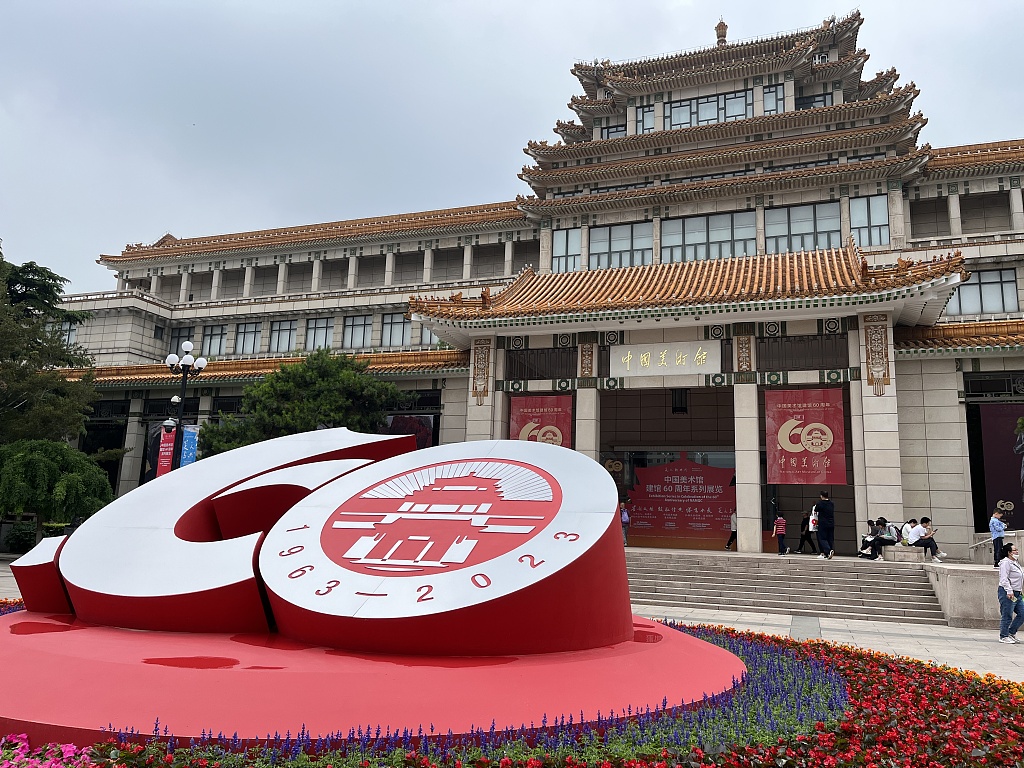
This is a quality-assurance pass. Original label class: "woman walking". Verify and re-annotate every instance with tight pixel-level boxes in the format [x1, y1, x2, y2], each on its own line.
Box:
[998, 542, 1024, 644]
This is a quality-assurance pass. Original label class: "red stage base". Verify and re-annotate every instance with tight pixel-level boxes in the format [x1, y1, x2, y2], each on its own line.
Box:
[0, 611, 745, 747]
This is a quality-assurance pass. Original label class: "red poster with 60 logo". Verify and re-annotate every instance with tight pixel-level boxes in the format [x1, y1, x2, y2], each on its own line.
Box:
[765, 388, 847, 485]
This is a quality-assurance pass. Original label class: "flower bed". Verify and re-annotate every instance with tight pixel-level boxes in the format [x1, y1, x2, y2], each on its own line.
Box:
[0, 597, 25, 616]
[1, 609, 1023, 767]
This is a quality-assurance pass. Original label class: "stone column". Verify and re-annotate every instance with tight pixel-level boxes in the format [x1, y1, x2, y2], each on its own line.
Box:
[117, 397, 146, 497]
[149, 275, 161, 295]
[783, 78, 796, 112]
[887, 187, 906, 249]
[384, 251, 396, 286]
[423, 248, 434, 283]
[902, 197, 914, 241]
[840, 195, 852, 243]
[1010, 187, 1024, 232]
[948, 193, 963, 238]
[242, 266, 255, 298]
[311, 258, 323, 292]
[462, 244, 473, 280]
[117, 274, 128, 291]
[755, 205, 766, 254]
[625, 104, 637, 136]
[733, 383, 763, 553]
[651, 217, 662, 265]
[178, 271, 191, 304]
[210, 268, 222, 301]
[653, 102, 664, 131]
[197, 392, 214, 427]
[575, 388, 600, 462]
[856, 312, 904, 523]
[276, 263, 288, 295]
[465, 338, 496, 441]
[579, 225, 590, 271]
[503, 241, 514, 276]
[539, 227, 553, 274]
[848, 331, 868, 527]
[347, 256, 359, 290]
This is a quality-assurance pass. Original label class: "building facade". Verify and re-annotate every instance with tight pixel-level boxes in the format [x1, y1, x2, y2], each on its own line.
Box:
[62, 12, 1024, 559]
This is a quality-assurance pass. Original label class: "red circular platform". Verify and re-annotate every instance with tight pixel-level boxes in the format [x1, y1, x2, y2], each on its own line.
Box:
[0, 611, 745, 747]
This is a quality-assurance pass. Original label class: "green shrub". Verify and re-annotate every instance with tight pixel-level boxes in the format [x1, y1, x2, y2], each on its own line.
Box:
[3, 522, 35, 554]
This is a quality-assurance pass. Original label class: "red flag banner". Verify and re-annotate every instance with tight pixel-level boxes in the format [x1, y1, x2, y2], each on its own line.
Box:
[765, 388, 847, 485]
[509, 395, 574, 449]
[155, 428, 176, 477]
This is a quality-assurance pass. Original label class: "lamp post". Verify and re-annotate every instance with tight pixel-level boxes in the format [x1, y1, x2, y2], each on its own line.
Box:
[164, 340, 207, 470]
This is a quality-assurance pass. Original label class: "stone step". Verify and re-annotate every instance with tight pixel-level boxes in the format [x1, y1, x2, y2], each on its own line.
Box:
[628, 569, 934, 590]
[628, 577, 937, 598]
[629, 583, 940, 612]
[632, 598, 948, 625]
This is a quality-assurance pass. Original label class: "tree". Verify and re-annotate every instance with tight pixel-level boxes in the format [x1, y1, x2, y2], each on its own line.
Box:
[0, 255, 98, 444]
[199, 349, 412, 455]
[0, 439, 113, 543]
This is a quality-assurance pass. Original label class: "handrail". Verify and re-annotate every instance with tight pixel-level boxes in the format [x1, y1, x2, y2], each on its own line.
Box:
[968, 531, 1018, 550]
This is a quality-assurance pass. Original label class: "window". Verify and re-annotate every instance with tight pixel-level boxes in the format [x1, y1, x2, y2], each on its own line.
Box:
[154, 325, 165, 341]
[304, 317, 333, 350]
[664, 88, 753, 130]
[812, 51, 829, 65]
[58, 320, 77, 346]
[505, 348, 578, 380]
[421, 325, 439, 346]
[269, 320, 297, 353]
[946, 269, 1019, 316]
[636, 105, 655, 134]
[552, 228, 581, 273]
[961, 192, 1012, 233]
[795, 92, 833, 110]
[763, 84, 785, 115]
[765, 202, 841, 254]
[757, 334, 849, 371]
[600, 122, 626, 140]
[201, 325, 227, 357]
[909, 198, 951, 239]
[343, 315, 373, 349]
[169, 326, 194, 355]
[381, 313, 411, 347]
[234, 322, 262, 355]
[850, 195, 890, 247]
[662, 211, 756, 262]
[589, 222, 654, 269]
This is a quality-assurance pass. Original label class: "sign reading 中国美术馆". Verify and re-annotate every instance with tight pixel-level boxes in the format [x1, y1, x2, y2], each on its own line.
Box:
[609, 341, 721, 378]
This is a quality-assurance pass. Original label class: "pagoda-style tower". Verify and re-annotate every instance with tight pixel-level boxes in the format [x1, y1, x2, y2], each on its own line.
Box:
[518, 11, 928, 271]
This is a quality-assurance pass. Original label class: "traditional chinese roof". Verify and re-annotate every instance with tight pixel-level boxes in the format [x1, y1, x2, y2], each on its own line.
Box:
[894, 320, 1024, 356]
[65, 350, 470, 388]
[526, 84, 919, 162]
[410, 247, 965, 343]
[924, 139, 1024, 179]
[554, 120, 590, 143]
[100, 202, 528, 266]
[520, 118, 926, 190]
[570, 12, 863, 98]
[517, 149, 931, 217]
[858, 67, 899, 100]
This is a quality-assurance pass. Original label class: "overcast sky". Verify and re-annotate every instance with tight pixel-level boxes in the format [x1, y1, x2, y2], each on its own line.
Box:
[2, 0, 1021, 294]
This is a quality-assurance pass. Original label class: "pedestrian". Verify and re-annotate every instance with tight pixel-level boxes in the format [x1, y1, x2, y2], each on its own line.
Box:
[619, 501, 630, 546]
[797, 509, 818, 554]
[991, 508, 1008, 568]
[814, 491, 835, 560]
[997, 542, 1023, 644]
[773, 512, 790, 555]
[725, 509, 737, 551]
[907, 516, 948, 563]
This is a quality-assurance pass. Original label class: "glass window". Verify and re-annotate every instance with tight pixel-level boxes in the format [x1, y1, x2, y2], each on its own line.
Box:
[795, 92, 833, 111]
[664, 89, 753, 130]
[552, 228, 582, 273]
[381, 313, 411, 347]
[59, 320, 77, 345]
[662, 211, 756, 262]
[850, 195, 890, 247]
[763, 84, 785, 115]
[169, 326, 194, 355]
[233, 322, 262, 355]
[420, 325, 439, 346]
[201, 325, 227, 357]
[589, 222, 654, 270]
[946, 269, 1019, 316]
[636, 105, 655, 134]
[342, 315, 372, 349]
[600, 123, 626, 140]
[304, 317, 333, 350]
[269, 320, 297, 353]
[765, 202, 842, 254]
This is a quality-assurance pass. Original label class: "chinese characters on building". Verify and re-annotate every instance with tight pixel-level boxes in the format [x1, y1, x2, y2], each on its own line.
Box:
[609, 341, 721, 378]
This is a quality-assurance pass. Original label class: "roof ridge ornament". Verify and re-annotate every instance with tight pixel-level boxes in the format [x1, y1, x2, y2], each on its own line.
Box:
[716, 18, 728, 47]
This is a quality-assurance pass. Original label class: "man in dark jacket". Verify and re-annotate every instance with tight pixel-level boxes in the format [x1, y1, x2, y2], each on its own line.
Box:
[814, 491, 836, 559]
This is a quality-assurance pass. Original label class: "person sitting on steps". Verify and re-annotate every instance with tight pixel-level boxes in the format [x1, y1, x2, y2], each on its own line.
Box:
[907, 516, 948, 563]
[862, 517, 899, 561]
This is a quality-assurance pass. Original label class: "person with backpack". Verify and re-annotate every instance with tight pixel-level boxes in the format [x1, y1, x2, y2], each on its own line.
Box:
[863, 517, 899, 561]
[814, 491, 835, 559]
[774, 512, 790, 555]
[796, 509, 818, 554]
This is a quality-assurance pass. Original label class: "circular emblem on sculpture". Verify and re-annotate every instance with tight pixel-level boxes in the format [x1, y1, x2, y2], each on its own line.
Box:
[319, 459, 562, 576]
[799, 423, 833, 453]
[259, 440, 614, 620]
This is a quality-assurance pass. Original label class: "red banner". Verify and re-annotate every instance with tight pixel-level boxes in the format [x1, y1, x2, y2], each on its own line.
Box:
[509, 395, 573, 449]
[155, 428, 176, 477]
[627, 456, 736, 542]
[765, 388, 846, 485]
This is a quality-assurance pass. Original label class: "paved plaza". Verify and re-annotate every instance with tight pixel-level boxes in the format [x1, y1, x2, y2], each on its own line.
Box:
[3, 555, 1022, 683]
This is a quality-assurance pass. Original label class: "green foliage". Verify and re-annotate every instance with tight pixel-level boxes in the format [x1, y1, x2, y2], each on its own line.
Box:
[2, 522, 35, 554]
[199, 349, 411, 455]
[0, 256, 98, 444]
[0, 439, 113, 542]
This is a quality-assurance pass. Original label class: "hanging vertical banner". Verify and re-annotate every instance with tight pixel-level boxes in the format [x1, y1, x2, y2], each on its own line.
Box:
[179, 425, 201, 467]
[765, 388, 847, 485]
[627, 456, 736, 544]
[155, 428, 176, 477]
[509, 395, 574, 449]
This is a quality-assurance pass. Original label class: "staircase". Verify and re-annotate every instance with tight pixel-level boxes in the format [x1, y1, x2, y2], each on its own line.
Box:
[626, 548, 947, 625]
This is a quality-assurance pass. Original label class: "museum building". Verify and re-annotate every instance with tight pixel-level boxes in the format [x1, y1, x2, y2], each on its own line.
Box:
[60, 12, 1024, 558]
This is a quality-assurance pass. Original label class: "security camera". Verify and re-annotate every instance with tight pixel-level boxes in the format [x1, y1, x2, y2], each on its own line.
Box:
[162, 418, 176, 434]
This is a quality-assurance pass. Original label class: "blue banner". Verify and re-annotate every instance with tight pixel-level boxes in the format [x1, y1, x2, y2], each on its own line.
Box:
[179, 424, 201, 466]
